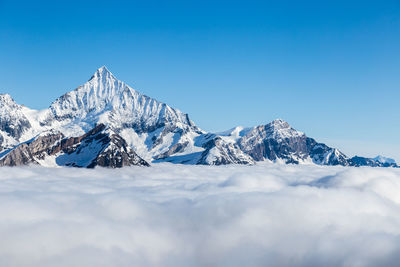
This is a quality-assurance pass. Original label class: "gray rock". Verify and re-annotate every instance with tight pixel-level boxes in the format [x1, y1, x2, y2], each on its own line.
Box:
[0, 94, 32, 141]
[349, 156, 398, 167]
[238, 119, 349, 166]
[198, 136, 255, 165]
[0, 124, 149, 168]
[0, 132, 64, 166]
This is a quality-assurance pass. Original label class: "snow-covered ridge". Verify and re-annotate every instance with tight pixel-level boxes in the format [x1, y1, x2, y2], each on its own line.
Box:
[0, 67, 397, 168]
[0, 93, 42, 149]
[45, 66, 198, 135]
[1, 67, 206, 163]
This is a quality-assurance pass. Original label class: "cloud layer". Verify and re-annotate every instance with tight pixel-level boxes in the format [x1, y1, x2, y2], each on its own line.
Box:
[1, 163, 400, 266]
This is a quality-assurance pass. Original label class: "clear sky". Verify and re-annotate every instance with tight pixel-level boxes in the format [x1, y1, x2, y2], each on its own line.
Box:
[0, 0, 399, 160]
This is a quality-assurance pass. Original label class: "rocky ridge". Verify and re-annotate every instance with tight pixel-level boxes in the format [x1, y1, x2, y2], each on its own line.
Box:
[0, 67, 397, 168]
[0, 124, 149, 168]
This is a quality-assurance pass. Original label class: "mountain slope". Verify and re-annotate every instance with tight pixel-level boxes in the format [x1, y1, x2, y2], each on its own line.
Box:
[197, 136, 255, 165]
[235, 119, 349, 165]
[0, 124, 149, 168]
[0, 94, 34, 150]
[45, 67, 198, 133]
[374, 155, 396, 165]
[55, 124, 149, 168]
[350, 156, 398, 167]
[41, 66, 204, 161]
[0, 67, 397, 168]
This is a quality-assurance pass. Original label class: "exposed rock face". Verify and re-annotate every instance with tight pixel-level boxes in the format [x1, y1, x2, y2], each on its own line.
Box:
[0, 67, 205, 163]
[154, 141, 189, 160]
[88, 134, 149, 168]
[0, 132, 64, 166]
[0, 124, 149, 168]
[0, 67, 397, 168]
[237, 119, 349, 165]
[349, 156, 398, 167]
[308, 141, 349, 166]
[349, 156, 380, 167]
[0, 94, 32, 145]
[0, 134, 4, 149]
[198, 137, 255, 165]
[238, 120, 306, 162]
[58, 124, 150, 168]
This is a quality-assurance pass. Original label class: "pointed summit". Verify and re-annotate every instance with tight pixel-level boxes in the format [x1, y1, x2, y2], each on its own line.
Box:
[95, 65, 111, 75]
[89, 66, 115, 81]
[49, 65, 130, 124]
[0, 93, 33, 142]
[0, 67, 397, 168]
[265, 118, 303, 140]
[269, 119, 290, 129]
[45, 66, 198, 136]
[238, 119, 306, 147]
[0, 94, 22, 110]
[97, 65, 109, 72]
[0, 93, 15, 103]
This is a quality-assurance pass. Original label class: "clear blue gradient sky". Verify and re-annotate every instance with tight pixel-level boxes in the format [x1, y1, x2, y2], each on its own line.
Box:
[0, 0, 399, 160]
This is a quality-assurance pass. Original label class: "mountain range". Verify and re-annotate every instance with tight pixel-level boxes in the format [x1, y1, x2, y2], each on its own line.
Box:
[0, 67, 397, 168]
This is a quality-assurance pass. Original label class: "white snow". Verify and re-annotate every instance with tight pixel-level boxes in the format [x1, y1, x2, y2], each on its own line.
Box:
[44, 66, 196, 136]
[56, 139, 104, 167]
[0, 67, 207, 163]
[1, 68, 394, 167]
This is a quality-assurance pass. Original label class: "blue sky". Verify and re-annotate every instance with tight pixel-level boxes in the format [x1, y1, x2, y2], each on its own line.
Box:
[0, 0, 399, 160]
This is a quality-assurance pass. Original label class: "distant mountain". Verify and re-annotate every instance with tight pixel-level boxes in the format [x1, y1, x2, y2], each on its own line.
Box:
[374, 155, 396, 165]
[0, 67, 397, 168]
[349, 155, 397, 168]
[234, 119, 349, 165]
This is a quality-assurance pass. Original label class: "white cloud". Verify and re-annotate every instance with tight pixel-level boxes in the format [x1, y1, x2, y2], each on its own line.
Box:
[0, 163, 400, 266]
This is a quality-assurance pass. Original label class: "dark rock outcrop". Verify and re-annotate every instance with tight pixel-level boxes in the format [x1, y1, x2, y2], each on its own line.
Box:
[0, 132, 64, 166]
[198, 137, 255, 165]
[0, 67, 397, 168]
[0, 94, 32, 142]
[349, 156, 398, 167]
[237, 119, 349, 165]
[0, 124, 149, 168]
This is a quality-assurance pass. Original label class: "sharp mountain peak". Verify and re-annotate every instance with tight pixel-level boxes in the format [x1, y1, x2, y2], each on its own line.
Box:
[0, 93, 16, 103]
[0, 68, 396, 168]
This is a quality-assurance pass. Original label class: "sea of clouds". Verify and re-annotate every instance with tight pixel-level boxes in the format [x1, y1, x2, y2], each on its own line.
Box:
[1, 163, 400, 267]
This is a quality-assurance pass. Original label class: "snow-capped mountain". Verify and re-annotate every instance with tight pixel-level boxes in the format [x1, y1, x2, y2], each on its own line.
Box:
[349, 155, 397, 167]
[40, 66, 206, 162]
[0, 67, 397, 168]
[221, 119, 349, 165]
[0, 94, 38, 150]
[44, 67, 198, 133]
[373, 155, 396, 165]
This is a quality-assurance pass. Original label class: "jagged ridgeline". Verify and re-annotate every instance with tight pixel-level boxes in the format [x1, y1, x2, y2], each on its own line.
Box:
[0, 67, 397, 168]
